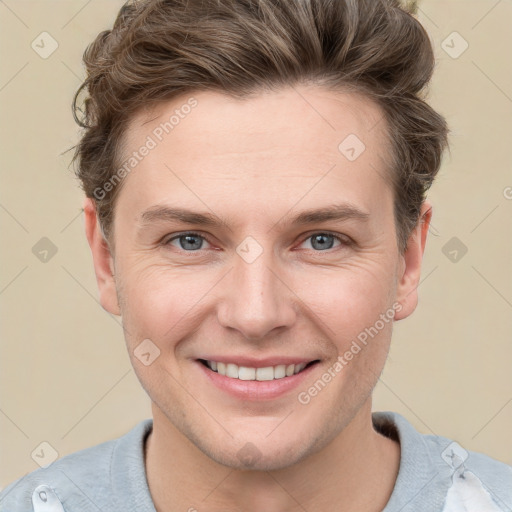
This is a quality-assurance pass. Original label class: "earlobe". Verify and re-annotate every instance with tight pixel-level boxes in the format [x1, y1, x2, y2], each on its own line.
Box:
[394, 201, 432, 321]
[83, 198, 121, 316]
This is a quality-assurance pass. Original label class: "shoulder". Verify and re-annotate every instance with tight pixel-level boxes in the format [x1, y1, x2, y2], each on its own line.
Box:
[421, 425, 512, 488]
[373, 411, 512, 511]
[422, 427, 512, 512]
[0, 438, 115, 512]
[0, 419, 153, 512]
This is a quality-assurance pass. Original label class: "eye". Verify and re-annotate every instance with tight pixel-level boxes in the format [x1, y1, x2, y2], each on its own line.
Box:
[164, 232, 212, 252]
[299, 232, 351, 252]
[162, 231, 352, 254]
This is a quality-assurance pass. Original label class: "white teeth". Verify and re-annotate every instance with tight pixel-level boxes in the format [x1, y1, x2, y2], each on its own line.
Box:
[274, 365, 286, 379]
[238, 366, 256, 380]
[294, 362, 307, 374]
[217, 362, 226, 376]
[205, 360, 313, 381]
[256, 366, 274, 381]
[226, 363, 239, 378]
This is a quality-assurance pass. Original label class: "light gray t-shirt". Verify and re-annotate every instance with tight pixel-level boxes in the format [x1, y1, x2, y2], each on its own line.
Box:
[1, 411, 511, 511]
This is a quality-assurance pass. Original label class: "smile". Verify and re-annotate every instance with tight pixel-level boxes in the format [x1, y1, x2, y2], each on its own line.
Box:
[198, 359, 319, 381]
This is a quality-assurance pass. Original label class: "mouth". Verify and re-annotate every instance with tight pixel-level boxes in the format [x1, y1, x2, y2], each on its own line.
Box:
[197, 359, 320, 381]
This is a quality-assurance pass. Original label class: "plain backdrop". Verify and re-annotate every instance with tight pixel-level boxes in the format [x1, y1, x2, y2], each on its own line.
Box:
[1, 0, 511, 489]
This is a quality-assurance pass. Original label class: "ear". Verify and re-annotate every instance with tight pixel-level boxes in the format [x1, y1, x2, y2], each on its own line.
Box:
[83, 198, 121, 316]
[394, 201, 432, 321]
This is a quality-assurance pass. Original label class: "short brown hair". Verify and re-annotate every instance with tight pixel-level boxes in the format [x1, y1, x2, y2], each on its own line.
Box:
[71, 0, 449, 254]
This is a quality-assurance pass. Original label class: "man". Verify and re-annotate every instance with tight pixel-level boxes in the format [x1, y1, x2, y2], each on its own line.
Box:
[1, 0, 510, 510]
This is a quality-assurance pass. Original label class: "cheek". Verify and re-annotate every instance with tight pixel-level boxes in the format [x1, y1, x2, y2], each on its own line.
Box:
[117, 263, 218, 348]
[117, 248, 398, 348]
[290, 263, 397, 390]
[291, 261, 397, 337]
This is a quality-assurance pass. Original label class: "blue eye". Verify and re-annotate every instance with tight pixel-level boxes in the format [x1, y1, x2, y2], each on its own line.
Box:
[166, 232, 211, 251]
[300, 233, 346, 251]
[163, 231, 350, 253]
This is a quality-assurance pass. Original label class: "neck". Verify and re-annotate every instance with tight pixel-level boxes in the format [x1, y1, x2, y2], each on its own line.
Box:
[145, 400, 400, 512]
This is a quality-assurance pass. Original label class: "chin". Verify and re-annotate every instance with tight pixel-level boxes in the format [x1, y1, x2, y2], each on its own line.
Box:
[197, 424, 331, 472]
[206, 443, 310, 472]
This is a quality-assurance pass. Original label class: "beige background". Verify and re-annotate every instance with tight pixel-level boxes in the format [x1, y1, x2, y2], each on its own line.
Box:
[1, 0, 511, 491]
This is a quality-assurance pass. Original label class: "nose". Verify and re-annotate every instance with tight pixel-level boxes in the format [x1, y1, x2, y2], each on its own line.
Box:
[216, 248, 297, 341]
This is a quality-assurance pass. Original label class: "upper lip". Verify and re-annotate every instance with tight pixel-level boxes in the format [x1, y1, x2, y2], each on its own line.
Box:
[197, 356, 319, 368]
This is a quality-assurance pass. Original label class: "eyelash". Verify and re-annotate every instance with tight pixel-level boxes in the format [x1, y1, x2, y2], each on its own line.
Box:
[162, 231, 353, 254]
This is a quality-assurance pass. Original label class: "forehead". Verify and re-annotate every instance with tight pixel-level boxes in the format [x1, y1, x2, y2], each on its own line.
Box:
[116, 86, 393, 226]
[123, 85, 388, 160]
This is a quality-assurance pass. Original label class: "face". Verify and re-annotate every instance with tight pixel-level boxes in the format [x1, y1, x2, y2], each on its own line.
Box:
[85, 85, 429, 471]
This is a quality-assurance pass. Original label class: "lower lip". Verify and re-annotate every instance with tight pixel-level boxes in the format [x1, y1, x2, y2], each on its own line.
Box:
[195, 360, 319, 401]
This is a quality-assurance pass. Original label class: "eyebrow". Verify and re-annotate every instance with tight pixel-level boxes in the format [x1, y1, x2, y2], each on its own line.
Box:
[138, 203, 370, 231]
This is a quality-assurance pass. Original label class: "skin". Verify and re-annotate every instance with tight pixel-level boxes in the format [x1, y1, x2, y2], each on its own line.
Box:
[84, 85, 432, 512]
